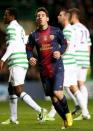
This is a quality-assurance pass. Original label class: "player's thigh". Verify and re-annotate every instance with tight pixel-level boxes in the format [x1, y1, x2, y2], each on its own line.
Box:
[53, 70, 64, 91]
[9, 66, 27, 86]
[41, 77, 54, 96]
[64, 67, 77, 87]
[77, 67, 88, 81]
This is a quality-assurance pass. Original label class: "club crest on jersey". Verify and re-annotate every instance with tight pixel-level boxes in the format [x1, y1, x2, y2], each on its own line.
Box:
[50, 35, 55, 40]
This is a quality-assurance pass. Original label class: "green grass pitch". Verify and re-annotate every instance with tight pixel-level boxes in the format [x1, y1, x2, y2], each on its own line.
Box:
[0, 99, 93, 131]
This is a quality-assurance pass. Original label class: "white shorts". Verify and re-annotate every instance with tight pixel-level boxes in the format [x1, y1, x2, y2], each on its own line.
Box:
[77, 67, 88, 82]
[63, 67, 77, 87]
[8, 66, 27, 86]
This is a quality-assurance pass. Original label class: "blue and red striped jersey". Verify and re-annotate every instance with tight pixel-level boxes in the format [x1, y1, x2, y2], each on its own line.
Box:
[26, 26, 68, 77]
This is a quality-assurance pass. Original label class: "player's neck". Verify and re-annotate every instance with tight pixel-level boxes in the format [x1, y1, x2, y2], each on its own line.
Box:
[74, 19, 80, 24]
[64, 21, 70, 27]
[39, 24, 48, 31]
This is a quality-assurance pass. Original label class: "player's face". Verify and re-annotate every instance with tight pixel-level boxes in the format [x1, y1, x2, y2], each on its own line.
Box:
[3, 10, 13, 24]
[57, 11, 66, 26]
[36, 11, 49, 28]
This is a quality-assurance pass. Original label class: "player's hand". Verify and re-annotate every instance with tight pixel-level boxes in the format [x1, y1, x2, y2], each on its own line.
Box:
[0, 60, 4, 70]
[29, 57, 37, 66]
[53, 51, 61, 59]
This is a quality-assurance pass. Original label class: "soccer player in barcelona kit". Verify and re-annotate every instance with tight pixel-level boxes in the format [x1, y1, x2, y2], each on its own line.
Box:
[26, 7, 73, 129]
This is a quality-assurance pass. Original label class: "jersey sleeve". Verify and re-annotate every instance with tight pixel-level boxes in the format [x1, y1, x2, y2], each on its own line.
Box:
[26, 33, 35, 59]
[57, 29, 68, 54]
[63, 28, 72, 43]
[86, 30, 92, 46]
[1, 42, 15, 61]
[21, 28, 26, 45]
[1, 27, 16, 61]
[6, 27, 16, 45]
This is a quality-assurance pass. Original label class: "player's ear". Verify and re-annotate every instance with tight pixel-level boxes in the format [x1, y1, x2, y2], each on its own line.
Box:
[47, 17, 49, 22]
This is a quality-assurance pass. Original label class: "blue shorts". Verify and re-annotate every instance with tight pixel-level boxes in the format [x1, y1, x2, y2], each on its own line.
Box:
[41, 69, 64, 96]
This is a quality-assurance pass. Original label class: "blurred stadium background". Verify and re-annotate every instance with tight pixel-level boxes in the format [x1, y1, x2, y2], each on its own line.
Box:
[0, 0, 93, 101]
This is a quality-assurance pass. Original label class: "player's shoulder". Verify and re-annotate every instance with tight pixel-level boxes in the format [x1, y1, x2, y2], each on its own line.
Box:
[76, 23, 87, 30]
[29, 30, 36, 37]
[50, 26, 63, 36]
[28, 30, 36, 40]
[79, 23, 90, 34]
[64, 24, 73, 31]
[7, 20, 20, 30]
[7, 22, 12, 29]
[81, 23, 89, 31]
[72, 23, 84, 31]
[50, 26, 61, 32]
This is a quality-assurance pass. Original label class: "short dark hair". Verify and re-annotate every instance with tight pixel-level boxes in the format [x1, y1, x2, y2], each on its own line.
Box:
[35, 7, 49, 17]
[68, 8, 80, 20]
[58, 8, 70, 21]
[58, 8, 68, 15]
[6, 7, 18, 20]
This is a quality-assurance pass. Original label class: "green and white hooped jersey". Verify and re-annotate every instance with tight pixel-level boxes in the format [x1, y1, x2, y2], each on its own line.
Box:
[2, 20, 28, 69]
[62, 24, 76, 68]
[72, 23, 92, 68]
[7, 52, 28, 69]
